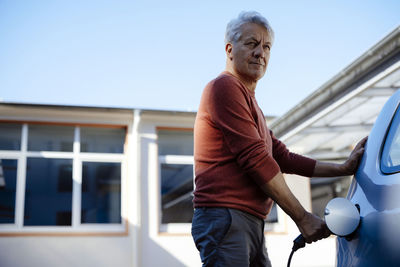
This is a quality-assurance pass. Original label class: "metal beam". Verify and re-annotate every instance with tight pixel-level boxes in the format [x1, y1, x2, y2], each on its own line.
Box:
[361, 87, 398, 97]
[301, 123, 374, 134]
[298, 133, 342, 155]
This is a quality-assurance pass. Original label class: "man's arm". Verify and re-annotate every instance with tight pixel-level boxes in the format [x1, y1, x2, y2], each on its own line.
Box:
[312, 137, 367, 177]
[260, 172, 330, 243]
[260, 136, 366, 244]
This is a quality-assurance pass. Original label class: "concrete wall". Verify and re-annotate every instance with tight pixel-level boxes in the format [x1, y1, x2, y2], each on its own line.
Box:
[0, 236, 132, 267]
[136, 112, 201, 267]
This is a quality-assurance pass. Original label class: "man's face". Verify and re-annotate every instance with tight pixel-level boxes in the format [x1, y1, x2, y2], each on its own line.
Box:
[227, 23, 272, 83]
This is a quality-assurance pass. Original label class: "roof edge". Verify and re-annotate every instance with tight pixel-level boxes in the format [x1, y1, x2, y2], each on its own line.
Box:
[270, 26, 400, 137]
[0, 101, 198, 116]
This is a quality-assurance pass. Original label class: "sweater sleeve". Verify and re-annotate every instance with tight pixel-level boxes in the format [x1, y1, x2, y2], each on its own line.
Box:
[207, 77, 280, 186]
[270, 130, 316, 177]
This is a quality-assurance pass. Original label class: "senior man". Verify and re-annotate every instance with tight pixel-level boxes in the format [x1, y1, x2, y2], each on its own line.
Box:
[191, 11, 366, 267]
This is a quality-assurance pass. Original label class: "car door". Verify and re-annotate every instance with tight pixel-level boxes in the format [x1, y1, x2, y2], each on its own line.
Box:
[337, 89, 400, 267]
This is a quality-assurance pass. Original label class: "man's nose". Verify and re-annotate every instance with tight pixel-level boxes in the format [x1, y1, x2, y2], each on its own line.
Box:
[253, 45, 265, 59]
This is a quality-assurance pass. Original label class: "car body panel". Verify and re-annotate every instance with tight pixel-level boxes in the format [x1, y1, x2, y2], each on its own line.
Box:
[337, 89, 400, 266]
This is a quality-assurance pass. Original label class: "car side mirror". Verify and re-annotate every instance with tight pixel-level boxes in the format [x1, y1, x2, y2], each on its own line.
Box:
[324, 197, 360, 237]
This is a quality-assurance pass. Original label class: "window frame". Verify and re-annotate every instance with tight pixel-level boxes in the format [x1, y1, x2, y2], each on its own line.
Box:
[0, 122, 128, 235]
[158, 154, 194, 234]
[157, 126, 194, 234]
[381, 104, 400, 174]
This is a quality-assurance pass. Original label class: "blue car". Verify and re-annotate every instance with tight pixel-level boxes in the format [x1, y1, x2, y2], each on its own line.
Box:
[336, 89, 400, 266]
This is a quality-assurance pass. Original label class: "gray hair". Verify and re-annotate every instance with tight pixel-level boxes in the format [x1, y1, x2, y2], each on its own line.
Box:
[225, 11, 274, 44]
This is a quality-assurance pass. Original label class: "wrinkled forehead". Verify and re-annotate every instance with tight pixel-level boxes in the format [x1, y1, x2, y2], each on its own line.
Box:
[238, 23, 272, 42]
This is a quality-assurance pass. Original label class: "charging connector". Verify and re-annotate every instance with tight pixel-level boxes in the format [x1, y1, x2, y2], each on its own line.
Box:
[287, 234, 306, 267]
[287, 198, 361, 267]
[292, 234, 306, 251]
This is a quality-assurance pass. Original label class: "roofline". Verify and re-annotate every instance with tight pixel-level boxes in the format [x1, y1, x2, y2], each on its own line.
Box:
[0, 102, 277, 120]
[270, 25, 400, 137]
[0, 101, 197, 116]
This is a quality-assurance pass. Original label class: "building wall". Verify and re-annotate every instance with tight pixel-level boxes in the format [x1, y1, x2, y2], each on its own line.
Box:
[0, 105, 136, 267]
[0, 105, 334, 267]
[137, 112, 200, 267]
[0, 236, 132, 267]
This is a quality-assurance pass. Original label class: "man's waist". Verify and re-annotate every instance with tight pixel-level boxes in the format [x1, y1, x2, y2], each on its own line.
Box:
[193, 199, 272, 220]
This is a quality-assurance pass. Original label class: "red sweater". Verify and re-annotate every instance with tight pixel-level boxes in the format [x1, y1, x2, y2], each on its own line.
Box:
[193, 72, 316, 219]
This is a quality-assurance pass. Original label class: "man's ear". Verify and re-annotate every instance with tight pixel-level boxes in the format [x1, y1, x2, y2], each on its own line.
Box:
[225, 43, 233, 60]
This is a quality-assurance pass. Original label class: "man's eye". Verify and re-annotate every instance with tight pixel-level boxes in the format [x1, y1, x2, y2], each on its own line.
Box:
[264, 45, 271, 51]
[246, 42, 257, 48]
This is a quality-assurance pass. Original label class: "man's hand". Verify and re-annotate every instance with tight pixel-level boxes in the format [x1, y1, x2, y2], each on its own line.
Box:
[341, 136, 368, 175]
[260, 172, 331, 243]
[296, 212, 331, 243]
[313, 136, 368, 177]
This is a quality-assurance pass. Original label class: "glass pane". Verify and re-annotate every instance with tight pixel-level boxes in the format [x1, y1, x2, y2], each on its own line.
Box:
[0, 159, 18, 224]
[80, 127, 125, 153]
[265, 203, 278, 223]
[158, 130, 193, 156]
[24, 158, 72, 226]
[0, 123, 21, 150]
[81, 162, 121, 223]
[161, 163, 193, 224]
[28, 125, 74, 151]
[382, 107, 400, 173]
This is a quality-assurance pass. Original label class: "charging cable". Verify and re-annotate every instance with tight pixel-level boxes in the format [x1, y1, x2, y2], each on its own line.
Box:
[287, 234, 306, 267]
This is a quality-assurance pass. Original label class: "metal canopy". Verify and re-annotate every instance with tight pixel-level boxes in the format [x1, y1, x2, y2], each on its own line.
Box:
[270, 26, 400, 162]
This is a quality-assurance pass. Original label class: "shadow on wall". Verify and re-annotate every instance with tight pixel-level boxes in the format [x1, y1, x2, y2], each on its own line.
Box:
[141, 235, 190, 267]
[0, 233, 131, 267]
[139, 135, 193, 267]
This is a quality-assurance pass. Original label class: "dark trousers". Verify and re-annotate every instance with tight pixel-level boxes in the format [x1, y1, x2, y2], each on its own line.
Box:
[191, 207, 272, 267]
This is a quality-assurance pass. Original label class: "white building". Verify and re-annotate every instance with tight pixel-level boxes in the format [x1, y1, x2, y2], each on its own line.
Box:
[0, 26, 399, 267]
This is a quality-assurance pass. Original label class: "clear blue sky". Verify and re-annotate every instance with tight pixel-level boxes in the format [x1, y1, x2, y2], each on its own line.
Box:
[1, 1, 400, 116]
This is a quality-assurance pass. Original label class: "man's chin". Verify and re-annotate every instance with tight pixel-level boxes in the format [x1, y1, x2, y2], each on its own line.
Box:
[251, 72, 266, 81]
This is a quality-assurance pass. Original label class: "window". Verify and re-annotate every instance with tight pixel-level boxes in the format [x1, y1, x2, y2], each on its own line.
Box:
[158, 129, 193, 156]
[81, 162, 121, 224]
[81, 127, 125, 153]
[158, 129, 194, 231]
[0, 122, 125, 233]
[0, 123, 21, 150]
[160, 163, 193, 224]
[24, 158, 73, 226]
[28, 125, 74, 152]
[0, 159, 17, 224]
[381, 105, 400, 174]
[265, 204, 278, 223]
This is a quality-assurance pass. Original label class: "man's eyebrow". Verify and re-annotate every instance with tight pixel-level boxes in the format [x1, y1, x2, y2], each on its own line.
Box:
[244, 36, 271, 45]
[244, 37, 259, 42]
